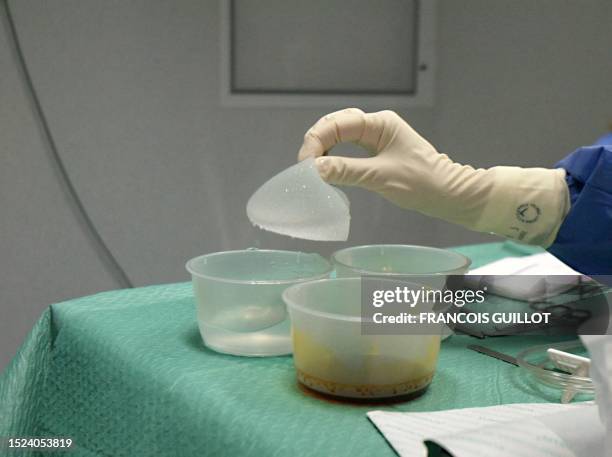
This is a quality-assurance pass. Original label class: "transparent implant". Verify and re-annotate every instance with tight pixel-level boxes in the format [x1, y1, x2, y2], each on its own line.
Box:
[247, 158, 350, 241]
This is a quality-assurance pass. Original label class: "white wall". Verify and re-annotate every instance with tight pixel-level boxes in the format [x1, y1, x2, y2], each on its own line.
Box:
[1, 0, 611, 370]
[0, 1, 120, 370]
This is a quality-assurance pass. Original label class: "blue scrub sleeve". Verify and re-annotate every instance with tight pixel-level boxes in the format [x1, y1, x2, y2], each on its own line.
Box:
[593, 132, 612, 146]
[547, 144, 612, 275]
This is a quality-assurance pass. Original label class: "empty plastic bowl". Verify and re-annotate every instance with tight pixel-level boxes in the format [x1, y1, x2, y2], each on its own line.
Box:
[186, 249, 332, 356]
[332, 244, 471, 278]
[283, 277, 442, 399]
[246, 158, 351, 241]
[332, 245, 471, 340]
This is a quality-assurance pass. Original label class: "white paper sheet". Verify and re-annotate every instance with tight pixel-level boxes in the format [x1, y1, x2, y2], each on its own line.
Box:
[469, 252, 580, 276]
[466, 252, 584, 300]
[368, 402, 604, 457]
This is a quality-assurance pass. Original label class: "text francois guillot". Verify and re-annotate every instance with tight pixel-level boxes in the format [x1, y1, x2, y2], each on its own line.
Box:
[370, 286, 551, 325]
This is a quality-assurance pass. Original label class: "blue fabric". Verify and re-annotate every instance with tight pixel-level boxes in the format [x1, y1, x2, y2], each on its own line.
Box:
[548, 144, 612, 275]
[593, 132, 612, 146]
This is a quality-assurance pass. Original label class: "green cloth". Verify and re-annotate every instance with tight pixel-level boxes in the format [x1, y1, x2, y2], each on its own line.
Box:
[1, 241, 572, 457]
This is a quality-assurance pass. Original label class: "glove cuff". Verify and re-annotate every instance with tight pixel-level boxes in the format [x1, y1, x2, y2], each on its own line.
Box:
[473, 167, 570, 247]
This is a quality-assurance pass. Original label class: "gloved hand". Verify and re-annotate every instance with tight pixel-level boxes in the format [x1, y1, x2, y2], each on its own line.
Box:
[298, 108, 570, 247]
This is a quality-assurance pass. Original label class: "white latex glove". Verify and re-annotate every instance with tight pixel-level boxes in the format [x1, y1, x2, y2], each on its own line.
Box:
[298, 108, 570, 247]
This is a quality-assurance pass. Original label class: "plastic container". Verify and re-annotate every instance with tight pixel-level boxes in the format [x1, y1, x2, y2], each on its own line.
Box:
[332, 245, 471, 340]
[186, 249, 332, 356]
[283, 278, 442, 399]
[516, 340, 594, 399]
[332, 244, 471, 278]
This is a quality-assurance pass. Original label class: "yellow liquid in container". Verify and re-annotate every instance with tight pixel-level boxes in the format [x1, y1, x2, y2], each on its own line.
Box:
[292, 328, 440, 399]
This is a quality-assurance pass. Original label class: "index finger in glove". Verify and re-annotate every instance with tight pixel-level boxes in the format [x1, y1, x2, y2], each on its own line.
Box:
[297, 108, 366, 161]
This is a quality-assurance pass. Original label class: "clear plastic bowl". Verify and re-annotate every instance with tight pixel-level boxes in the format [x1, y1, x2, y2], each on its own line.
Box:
[516, 340, 594, 398]
[186, 249, 332, 356]
[332, 244, 471, 277]
[283, 277, 442, 399]
[332, 245, 471, 340]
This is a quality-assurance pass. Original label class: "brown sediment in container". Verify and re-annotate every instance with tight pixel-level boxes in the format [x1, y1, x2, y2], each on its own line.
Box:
[297, 379, 431, 405]
[297, 368, 435, 401]
[292, 328, 440, 401]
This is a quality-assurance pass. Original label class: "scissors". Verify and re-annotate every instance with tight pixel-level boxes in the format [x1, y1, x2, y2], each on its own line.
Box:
[452, 278, 607, 337]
